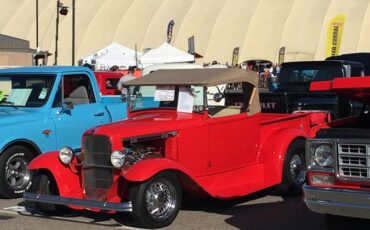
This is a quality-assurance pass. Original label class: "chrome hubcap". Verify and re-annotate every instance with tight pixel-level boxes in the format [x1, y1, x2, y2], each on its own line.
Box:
[5, 156, 30, 189]
[289, 154, 306, 185]
[145, 180, 176, 220]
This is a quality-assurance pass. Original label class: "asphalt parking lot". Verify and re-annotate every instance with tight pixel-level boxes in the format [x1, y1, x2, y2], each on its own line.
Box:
[0, 189, 329, 230]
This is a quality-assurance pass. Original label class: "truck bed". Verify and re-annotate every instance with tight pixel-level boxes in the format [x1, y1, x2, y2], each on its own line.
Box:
[259, 112, 310, 125]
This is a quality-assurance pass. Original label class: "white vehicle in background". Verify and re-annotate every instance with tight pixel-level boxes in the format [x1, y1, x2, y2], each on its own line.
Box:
[142, 63, 203, 76]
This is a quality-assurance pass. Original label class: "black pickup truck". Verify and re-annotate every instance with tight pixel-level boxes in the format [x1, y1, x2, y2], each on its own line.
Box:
[259, 60, 365, 119]
[326, 52, 370, 75]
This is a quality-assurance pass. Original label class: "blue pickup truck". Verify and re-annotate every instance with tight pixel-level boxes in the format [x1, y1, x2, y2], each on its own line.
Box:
[0, 66, 126, 198]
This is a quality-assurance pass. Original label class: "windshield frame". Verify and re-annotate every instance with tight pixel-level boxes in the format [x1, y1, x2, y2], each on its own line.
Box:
[0, 73, 56, 108]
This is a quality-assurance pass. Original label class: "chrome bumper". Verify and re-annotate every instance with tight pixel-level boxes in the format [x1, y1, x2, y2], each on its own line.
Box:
[304, 185, 370, 219]
[24, 192, 132, 212]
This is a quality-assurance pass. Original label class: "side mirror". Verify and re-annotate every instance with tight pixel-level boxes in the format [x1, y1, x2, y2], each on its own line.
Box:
[58, 101, 74, 114]
[213, 93, 224, 102]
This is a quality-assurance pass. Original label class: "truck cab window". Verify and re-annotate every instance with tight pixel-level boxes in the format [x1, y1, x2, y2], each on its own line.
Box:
[53, 74, 96, 107]
[208, 82, 253, 117]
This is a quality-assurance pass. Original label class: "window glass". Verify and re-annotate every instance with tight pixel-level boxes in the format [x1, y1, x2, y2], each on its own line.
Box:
[129, 85, 204, 113]
[351, 67, 364, 77]
[105, 78, 119, 89]
[54, 74, 95, 106]
[0, 74, 55, 107]
[208, 82, 250, 117]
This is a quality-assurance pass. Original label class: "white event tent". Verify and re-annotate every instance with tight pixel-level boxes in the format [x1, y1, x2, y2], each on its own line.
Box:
[139, 43, 195, 68]
[95, 51, 137, 70]
[79, 42, 141, 70]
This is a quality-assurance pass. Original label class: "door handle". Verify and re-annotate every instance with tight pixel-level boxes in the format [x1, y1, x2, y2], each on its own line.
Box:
[94, 111, 105, 116]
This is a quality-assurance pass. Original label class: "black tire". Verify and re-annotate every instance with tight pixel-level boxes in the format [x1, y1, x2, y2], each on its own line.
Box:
[128, 172, 182, 229]
[325, 215, 369, 230]
[276, 139, 306, 195]
[28, 171, 68, 215]
[0, 145, 34, 198]
[326, 215, 346, 230]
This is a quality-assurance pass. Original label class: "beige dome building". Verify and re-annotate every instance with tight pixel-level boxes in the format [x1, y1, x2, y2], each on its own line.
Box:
[1, 0, 370, 66]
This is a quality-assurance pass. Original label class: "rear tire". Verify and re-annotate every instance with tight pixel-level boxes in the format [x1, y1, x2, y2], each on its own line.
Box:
[28, 171, 69, 215]
[128, 172, 182, 228]
[0, 145, 34, 198]
[276, 139, 306, 195]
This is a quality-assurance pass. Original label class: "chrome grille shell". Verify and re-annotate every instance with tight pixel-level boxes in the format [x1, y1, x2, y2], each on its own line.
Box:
[337, 141, 370, 181]
[82, 134, 114, 201]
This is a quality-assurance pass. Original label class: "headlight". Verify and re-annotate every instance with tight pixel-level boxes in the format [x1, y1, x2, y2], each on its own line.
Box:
[111, 151, 126, 168]
[59, 146, 74, 164]
[314, 144, 333, 167]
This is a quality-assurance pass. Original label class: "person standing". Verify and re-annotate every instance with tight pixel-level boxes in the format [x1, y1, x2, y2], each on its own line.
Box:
[269, 63, 278, 83]
[117, 66, 136, 100]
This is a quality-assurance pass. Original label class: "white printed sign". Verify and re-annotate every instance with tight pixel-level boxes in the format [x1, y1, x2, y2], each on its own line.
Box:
[38, 88, 48, 99]
[154, 86, 175, 101]
[177, 87, 194, 113]
[8, 88, 32, 106]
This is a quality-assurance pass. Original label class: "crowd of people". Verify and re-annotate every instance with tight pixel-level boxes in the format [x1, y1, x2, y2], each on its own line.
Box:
[255, 63, 281, 89]
[204, 60, 282, 90]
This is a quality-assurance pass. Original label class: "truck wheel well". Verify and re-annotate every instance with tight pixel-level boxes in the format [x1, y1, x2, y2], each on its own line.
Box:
[125, 169, 209, 199]
[285, 137, 306, 161]
[162, 170, 209, 198]
[290, 137, 306, 146]
[277, 137, 307, 195]
[1, 141, 41, 158]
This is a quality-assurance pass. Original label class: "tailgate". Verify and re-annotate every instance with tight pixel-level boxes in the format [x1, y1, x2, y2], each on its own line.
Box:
[259, 92, 288, 113]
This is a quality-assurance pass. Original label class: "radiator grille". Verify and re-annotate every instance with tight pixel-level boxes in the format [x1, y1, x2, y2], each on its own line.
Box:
[338, 143, 370, 180]
[82, 134, 113, 201]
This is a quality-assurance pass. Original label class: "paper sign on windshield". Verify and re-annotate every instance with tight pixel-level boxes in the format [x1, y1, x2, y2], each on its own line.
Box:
[154, 86, 175, 101]
[38, 88, 48, 99]
[177, 87, 194, 113]
[8, 88, 32, 106]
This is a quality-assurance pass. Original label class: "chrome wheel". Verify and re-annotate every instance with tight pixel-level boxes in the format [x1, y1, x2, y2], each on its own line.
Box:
[5, 156, 30, 189]
[289, 154, 306, 185]
[145, 180, 177, 220]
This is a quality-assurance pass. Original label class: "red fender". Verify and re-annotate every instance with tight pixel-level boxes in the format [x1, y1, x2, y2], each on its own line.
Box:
[28, 151, 83, 198]
[122, 158, 217, 197]
[260, 128, 307, 186]
[122, 158, 196, 182]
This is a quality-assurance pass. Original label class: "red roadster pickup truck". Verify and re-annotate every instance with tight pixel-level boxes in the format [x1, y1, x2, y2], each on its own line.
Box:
[24, 69, 329, 228]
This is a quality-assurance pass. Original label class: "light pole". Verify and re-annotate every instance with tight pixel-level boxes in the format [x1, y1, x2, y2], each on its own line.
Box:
[72, 0, 75, 66]
[36, 0, 39, 51]
[54, 0, 68, 65]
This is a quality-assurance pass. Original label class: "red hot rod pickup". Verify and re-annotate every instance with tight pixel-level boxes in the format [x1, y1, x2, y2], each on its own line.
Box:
[24, 69, 329, 228]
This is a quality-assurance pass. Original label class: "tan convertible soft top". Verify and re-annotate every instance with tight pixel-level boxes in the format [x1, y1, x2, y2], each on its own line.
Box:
[123, 68, 259, 87]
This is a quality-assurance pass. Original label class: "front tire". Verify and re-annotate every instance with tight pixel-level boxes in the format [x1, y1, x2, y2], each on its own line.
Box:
[277, 139, 306, 195]
[0, 145, 34, 198]
[28, 171, 68, 215]
[128, 172, 182, 228]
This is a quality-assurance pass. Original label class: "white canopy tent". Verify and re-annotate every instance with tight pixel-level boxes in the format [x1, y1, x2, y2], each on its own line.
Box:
[139, 43, 195, 68]
[95, 51, 137, 70]
[79, 42, 141, 69]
